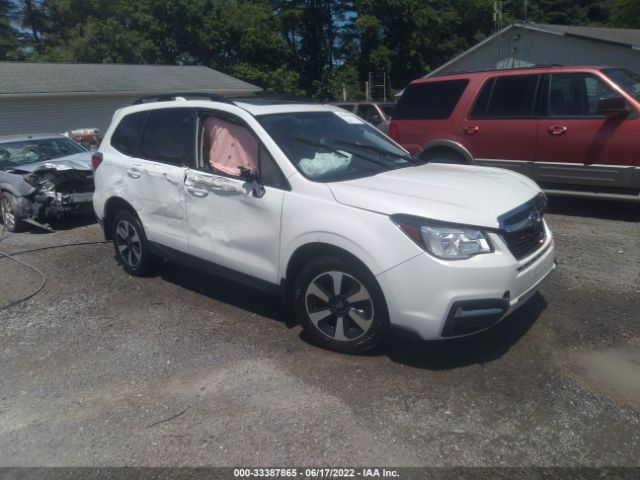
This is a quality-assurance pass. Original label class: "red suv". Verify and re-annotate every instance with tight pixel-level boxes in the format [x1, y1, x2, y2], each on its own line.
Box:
[389, 66, 640, 200]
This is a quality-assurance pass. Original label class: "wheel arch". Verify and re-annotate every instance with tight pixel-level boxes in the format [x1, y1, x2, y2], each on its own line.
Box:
[282, 242, 381, 308]
[0, 181, 35, 198]
[103, 196, 140, 240]
[416, 140, 475, 164]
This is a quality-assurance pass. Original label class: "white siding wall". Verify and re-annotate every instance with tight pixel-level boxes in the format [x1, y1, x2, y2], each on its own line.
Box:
[0, 94, 140, 136]
[439, 27, 640, 75]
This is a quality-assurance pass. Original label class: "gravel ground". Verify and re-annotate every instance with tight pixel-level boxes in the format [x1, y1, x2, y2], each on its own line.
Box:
[0, 197, 638, 468]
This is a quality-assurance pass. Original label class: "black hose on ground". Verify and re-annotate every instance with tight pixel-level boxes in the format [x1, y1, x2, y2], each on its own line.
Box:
[0, 226, 109, 312]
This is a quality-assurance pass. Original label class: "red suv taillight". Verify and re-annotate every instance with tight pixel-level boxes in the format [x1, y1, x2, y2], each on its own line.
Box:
[388, 122, 399, 141]
[91, 152, 103, 172]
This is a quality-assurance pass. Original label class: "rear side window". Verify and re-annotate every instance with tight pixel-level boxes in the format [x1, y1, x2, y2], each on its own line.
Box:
[471, 75, 540, 118]
[394, 80, 469, 120]
[111, 111, 147, 156]
[140, 109, 195, 165]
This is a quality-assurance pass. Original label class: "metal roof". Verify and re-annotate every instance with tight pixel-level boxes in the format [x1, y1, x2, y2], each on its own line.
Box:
[0, 62, 261, 96]
[538, 24, 640, 48]
[427, 22, 640, 78]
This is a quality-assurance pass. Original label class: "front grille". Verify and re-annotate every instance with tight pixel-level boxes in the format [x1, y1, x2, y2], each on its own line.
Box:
[499, 194, 547, 260]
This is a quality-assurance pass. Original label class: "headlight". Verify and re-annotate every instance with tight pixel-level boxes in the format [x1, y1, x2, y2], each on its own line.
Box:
[391, 215, 492, 260]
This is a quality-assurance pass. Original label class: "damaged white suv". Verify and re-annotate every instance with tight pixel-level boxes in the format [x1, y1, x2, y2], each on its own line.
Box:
[93, 94, 555, 353]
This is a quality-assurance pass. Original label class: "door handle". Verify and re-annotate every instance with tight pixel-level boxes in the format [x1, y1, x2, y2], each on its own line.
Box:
[186, 185, 209, 197]
[464, 125, 479, 135]
[548, 126, 568, 136]
[126, 168, 141, 179]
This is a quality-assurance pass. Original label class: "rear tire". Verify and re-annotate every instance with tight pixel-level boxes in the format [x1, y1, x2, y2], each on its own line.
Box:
[112, 210, 160, 276]
[0, 191, 26, 233]
[293, 255, 389, 354]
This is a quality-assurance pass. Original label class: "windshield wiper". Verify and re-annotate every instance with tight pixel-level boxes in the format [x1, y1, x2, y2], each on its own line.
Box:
[334, 140, 416, 163]
[292, 135, 348, 158]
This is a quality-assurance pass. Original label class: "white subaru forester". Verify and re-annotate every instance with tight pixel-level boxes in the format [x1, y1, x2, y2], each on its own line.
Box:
[93, 94, 555, 353]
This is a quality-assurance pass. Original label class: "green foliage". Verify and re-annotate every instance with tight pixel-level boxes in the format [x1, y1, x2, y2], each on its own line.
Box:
[231, 63, 304, 95]
[525, 0, 611, 25]
[314, 64, 363, 101]
[0, 0, 20, 60]
[609, 0, 640, 28]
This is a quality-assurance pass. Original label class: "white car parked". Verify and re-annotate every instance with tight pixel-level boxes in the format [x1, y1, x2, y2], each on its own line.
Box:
[93, 94, 555, 353]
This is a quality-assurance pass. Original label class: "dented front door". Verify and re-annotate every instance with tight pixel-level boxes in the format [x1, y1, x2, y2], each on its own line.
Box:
[131, 160, 188, 252]
[184, 170, 284, 284]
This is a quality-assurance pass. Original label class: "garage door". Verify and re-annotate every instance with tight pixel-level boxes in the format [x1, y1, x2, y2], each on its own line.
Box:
[0, 94, 140, 136]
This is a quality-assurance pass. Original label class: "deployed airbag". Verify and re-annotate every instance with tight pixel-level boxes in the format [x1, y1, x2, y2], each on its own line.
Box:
[299, 151, 352, 177]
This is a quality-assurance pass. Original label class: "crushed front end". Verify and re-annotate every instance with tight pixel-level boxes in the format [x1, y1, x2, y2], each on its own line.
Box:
[16, 168, 95, 225]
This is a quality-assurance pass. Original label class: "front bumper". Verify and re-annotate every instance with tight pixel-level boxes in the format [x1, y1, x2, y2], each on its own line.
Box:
[35, 192, 94, 219]
[377, 221, 555, 340]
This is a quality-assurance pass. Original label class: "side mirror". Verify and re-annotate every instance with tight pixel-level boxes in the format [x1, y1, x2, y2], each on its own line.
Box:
[238, 166, 266, 198]
[597, 96, 630, 119]
[371, 114, 382, 124]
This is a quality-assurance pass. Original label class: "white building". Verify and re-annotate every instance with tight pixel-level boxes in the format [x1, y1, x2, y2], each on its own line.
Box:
[0, 62, 261, 135]
[429, 22, 640, 76]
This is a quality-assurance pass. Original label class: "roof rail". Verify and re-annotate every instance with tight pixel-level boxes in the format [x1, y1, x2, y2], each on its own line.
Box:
[429, 63, 566, 77]
[132, 92, 236, 105]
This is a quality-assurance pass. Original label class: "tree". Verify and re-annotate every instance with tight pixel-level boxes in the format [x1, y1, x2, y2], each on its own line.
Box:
[610, 0, 640, 28]
[276, 0, 354, 94]
[526, 0, 610, 25]
[0, 0, 20, 60]
[353, 0, 494, 91]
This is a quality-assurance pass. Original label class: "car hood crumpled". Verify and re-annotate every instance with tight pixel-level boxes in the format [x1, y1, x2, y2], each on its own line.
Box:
[327, 163, 541, 229]
[16, 152, 93, 173]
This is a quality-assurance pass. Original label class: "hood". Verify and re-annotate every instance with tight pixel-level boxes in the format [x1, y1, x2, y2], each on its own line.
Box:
[327, 164, 541, 229]
[16, 152, 92, 173]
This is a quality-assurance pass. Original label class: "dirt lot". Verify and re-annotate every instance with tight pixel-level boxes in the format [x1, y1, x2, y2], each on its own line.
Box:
[0, 197, 639, 468]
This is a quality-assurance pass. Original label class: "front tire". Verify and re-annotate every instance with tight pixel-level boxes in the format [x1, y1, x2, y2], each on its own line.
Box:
[112, 210, 159, 276]
[0, 192, 26, 233]
[293, 255, 389, 353]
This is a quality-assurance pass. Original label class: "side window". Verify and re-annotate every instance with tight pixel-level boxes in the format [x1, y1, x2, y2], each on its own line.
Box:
[482, 75, 540, 117]
[337, 104, 355, 112]
[140, 109, 195, 165]
[469, 78, 494, 117]
[394, 80, 469, 120]
[201, 115, 258, 178]
[111, 111, 148, 156]
[548, 73, 616, 116]
[200, 114, 289, 189]
[357, 104, 381, 123]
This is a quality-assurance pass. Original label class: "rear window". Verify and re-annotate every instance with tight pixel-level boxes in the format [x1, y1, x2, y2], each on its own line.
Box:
[471, 74, 540, 118]
[111, 111, 147, 156]
[394, 80, 469, 120]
